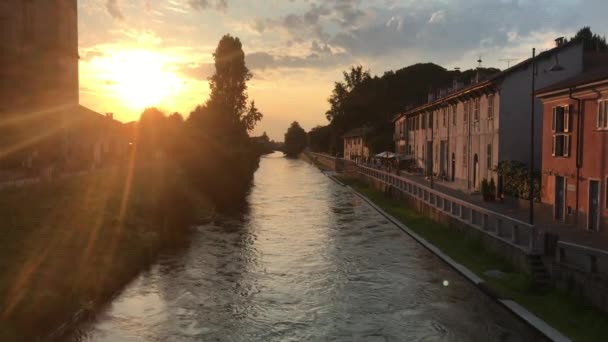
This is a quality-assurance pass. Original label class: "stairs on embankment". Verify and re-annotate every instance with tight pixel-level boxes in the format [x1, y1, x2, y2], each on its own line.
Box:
[528, 253, 552, 290]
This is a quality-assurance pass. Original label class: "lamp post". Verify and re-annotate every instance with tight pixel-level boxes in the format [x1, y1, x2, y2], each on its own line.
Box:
[529, 47, 564, 226]
[529, 48, 536, 225]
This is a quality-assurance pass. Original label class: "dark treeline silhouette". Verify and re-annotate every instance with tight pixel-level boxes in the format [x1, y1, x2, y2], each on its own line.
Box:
[283, 121, 307, 157]
[134, 34, 264, 212]
[566, 26, 608, 51]
[251, 132, 282, 154]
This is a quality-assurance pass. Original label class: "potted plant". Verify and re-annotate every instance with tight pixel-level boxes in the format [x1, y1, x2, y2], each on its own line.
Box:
[487, 178, 496, 202]
[481, 178, 491, 202]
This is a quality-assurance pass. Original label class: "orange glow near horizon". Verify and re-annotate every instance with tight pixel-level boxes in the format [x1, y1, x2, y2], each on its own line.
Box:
[88, 50, 184, 111]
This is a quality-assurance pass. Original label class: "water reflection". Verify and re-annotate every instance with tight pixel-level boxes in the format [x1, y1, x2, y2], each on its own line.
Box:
[70, 152, 538, 341]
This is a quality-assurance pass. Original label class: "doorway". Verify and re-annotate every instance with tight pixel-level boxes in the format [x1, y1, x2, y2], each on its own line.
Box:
[473, 154, 479, 190]
[440, 141, 447, 178]
[588, 180, 600, 231]
[426, 141, 433, 176]
[554, 176, 565, 221]
[451, 153, 456, 182]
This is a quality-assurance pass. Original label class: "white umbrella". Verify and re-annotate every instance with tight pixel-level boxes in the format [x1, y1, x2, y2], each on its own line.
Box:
[375, 151, 396, 159]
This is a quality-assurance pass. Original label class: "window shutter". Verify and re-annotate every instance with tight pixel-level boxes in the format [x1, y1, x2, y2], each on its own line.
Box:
[598, 102, 602, 128]
[564, 135, 570, 157]
[552, 107, 556, 132]
[552, 136, 556, 156]
[564, 106, 570, 132]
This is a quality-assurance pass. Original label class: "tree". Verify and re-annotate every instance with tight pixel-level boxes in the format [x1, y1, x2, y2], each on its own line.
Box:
[570, 26, 607, 51]
[308, 125, 332, 153]
[180, 34, 264, 210]
[242, 100, 263, 132]
[283, 121, 307, 157]
[188, 34, 261, 139]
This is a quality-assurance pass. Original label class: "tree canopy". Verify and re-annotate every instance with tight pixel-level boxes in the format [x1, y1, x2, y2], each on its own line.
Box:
[188, 34, 263, 141]
[284, 121, 307, 157]
[568, 26, 607, 51]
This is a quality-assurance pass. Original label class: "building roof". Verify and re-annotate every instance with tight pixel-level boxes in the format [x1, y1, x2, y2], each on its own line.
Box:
[399, 80, 496, 118]
[396, 40, 584, 119]
[536, 66, 608, 96]
[342, 127, 369, 138]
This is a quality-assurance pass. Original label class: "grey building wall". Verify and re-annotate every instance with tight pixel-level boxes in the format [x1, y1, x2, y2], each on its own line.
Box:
[498, 43, 584, 169]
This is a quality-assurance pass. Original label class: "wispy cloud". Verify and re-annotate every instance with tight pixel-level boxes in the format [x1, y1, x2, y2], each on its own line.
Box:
[105, 0, 124, 20]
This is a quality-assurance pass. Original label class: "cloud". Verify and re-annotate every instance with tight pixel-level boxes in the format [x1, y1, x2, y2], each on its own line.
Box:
[177, 62, 215, 80]
[188, 0, 228, 12]
[246, 50, 347, 71]
[105, 0, 124, 20]
[428, 10, 445, 24]
[81, 49, 106, 62]
[251, 0, 598, 68]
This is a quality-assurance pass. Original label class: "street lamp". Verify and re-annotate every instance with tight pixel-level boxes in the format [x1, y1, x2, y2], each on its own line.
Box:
[529, 48, 536, 225]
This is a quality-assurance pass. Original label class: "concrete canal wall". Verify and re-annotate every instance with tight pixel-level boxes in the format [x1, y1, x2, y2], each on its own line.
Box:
[308, 152, 534, 274]
[307, 152, 608, 316]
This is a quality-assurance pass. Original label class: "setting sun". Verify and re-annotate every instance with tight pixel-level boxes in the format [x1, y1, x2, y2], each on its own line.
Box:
[92, 50, 183, 110]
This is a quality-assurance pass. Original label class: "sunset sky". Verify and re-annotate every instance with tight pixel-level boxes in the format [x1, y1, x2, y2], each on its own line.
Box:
[78, 0, 607, 140]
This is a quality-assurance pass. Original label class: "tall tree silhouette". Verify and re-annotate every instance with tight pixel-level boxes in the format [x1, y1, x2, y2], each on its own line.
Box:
[284, 122, 307, 157]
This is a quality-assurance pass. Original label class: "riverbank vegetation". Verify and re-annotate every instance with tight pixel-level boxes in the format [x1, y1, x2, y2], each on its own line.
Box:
[0, 159, 211, 341]
[337, 175, 608, 342]
[0, 34, 265, 341]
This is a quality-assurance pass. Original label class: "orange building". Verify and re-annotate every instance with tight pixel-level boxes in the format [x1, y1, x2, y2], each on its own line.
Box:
[537, 68, 608, 234]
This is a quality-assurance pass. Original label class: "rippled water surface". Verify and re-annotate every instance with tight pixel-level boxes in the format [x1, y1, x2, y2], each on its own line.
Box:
[71, 152, 537, 341]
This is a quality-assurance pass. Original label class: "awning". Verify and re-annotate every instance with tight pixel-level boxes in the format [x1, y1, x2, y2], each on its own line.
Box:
[375, 152, 397, 159]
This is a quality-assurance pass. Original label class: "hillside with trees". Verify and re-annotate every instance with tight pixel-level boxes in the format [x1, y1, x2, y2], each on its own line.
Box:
[310, 63, 499, 156]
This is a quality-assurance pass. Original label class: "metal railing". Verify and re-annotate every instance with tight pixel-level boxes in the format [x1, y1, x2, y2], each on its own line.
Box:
[308, 152, 539, 253]
[356, 163, 539, 253]
[557, 241, 608, 277]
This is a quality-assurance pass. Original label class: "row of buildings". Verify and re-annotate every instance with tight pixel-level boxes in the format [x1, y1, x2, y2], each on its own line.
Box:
[344, 38, 608, 235]
[0, 0, 132, 178]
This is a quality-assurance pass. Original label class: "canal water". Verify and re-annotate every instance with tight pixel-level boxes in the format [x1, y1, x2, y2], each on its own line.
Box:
[70, 152, 538, 341]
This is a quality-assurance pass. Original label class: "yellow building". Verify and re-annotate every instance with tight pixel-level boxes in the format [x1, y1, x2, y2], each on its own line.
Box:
[343, 128, 370, 162]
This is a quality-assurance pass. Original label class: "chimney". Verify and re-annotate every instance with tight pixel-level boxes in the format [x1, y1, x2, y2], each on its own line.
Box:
[555, 37, 565, 47]
[106, 113, 114, 120]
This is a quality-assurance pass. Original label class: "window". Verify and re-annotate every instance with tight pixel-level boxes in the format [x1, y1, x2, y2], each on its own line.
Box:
[464, 101, 469, 123]
[452, 104, 457, 125]
[552, 105, 571, 157]
[422, 114, 426, 129]
[488, 94, 494, 119]
[462, 144, 467, 167]
[429, 112, 433, 129]
[606, 177, 608, 209]
[552, 135, 570, 157]
[487, 144, 492, 169]
[443, 107, 447, 127]
[474, 98, 480, 121]
[598, 100, 608, 129]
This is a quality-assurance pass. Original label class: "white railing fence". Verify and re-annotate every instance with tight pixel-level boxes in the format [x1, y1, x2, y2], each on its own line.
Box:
[557, 241, 608, 277]
[308, 152, 540, 253]
[357, 164, 538, 253]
